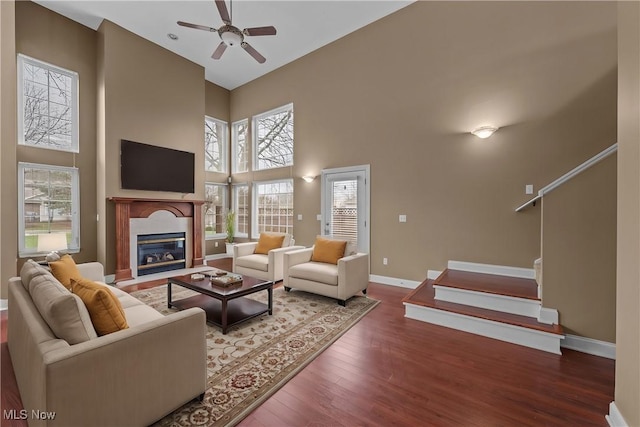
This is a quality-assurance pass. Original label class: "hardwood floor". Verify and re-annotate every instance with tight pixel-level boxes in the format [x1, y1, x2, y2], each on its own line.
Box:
[1, 259, 615, 426]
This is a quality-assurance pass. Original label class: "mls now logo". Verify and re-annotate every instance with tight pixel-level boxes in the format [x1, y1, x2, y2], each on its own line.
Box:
[4, 409, 56, 420]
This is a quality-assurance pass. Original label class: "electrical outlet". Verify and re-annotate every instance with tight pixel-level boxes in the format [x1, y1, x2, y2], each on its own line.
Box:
[399, 215, 407, 223]
[297, 214, 303, 221]
[383, 257, 388, 265]
[316, 214, 322, 221]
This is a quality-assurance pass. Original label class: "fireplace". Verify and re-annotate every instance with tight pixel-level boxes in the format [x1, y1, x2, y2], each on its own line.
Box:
[137, 232, 186, 276]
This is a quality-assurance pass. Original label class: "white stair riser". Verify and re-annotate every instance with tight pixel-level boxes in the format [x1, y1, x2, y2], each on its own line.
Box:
[447, 260, 536, 279]
[433, 285, 541, 318]
[404, 303, 563, 355]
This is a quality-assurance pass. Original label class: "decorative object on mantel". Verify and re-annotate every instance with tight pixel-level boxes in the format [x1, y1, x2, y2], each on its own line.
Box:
[132, 285, 378, 427]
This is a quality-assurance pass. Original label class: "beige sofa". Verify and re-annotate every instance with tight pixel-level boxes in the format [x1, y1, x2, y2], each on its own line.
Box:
[283, 247, 370, 305]
[8, 260, 207, 427]
[233, 233, 304, 282]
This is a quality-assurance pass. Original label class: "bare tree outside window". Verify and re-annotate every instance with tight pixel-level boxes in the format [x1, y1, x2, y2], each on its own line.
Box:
[254, 180, 293, 236]
[254, 105, 293, 170]
[232, 119, 248, 173]
[204, 183, 226, 238]
[234, 185, 249, 237]
[205, 117, 228, 173]
[18, 55, 78, 152]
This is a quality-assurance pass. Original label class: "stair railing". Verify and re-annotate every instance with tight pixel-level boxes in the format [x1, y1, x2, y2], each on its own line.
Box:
[515, 143, 618, 212]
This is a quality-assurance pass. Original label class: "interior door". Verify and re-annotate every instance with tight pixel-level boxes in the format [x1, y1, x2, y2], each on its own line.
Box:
[321, 165, 370, 253]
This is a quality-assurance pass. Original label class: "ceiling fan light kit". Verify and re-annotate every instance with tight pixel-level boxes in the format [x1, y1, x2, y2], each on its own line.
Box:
[177, 0, 277, 63]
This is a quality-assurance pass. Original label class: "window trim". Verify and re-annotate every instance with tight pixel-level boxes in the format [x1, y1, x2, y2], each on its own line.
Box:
[251, 178, 294, 238]
[17, 54, 79, 153]
[233, 183, 250, 239]
[204, 115, 229, 173]
[204, 182, 228, 240]
[18, 162, 80, 257]
[252, 103, 294, 171]
[231, 118, 248, 173]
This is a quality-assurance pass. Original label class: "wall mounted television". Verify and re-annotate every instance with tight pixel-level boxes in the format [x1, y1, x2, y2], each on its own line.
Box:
[120, 139, 195, 194]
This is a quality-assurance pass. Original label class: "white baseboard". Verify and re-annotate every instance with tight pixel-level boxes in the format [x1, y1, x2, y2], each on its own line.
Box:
[427, 270, 442, 280]
[404, 302, 563, 354]
[606, 401, 629, 427]
[562, 334, 616, 360]
[369, 275, 421, 289]
[537, 307, 559, 325]
[448, 260, 535, 279]
[433, 285, 541, 318]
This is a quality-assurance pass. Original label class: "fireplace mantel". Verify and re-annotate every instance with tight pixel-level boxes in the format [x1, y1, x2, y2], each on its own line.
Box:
[109, 197, 205, 282]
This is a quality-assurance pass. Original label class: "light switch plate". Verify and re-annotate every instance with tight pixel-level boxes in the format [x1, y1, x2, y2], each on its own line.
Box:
[399, 215, 407, 223]
[297, 214, 303, 221]
[525, 184, 534, 195]
[316, 214, 322, 221]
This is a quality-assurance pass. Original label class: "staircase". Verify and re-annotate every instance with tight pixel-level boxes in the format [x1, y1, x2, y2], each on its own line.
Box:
[402, 261, 564, 354]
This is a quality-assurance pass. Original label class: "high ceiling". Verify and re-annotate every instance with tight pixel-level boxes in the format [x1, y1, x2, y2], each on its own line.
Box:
[34, 0, 414, 90]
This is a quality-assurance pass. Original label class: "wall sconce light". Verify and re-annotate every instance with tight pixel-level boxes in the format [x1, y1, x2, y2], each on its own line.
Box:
[302, 175, 316, 183]
[471, 126, 499, 139]
[37, 233, 68, 262]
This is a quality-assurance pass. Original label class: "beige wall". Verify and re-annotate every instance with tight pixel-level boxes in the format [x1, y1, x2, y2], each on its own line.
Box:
[14, 1, 97, 267]
[96, 20, 206, 272]
[542, 156, 616, 342]
[615, 2, 640, 425]
[0, 0, 17, 293]
[231, 1, 617, 280]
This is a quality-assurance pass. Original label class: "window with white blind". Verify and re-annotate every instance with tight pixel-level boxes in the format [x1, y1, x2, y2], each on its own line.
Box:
[205, 116, 228, 173]
[253, 104, 293, 170]
[252, 180, 293, 237]
[232, 119, 248, 173]
[18, 55, 79, 153]
[233, 184, 249, 238]
[329, 179, 359, 244]
[18, 162, 80, 257]
[204, 183, 227, 239]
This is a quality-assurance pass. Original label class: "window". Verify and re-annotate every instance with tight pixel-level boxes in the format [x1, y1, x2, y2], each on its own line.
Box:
[233, 184, 249, 238]
[18, 162, 80, 257]
[232, 119, 248, 173]
[204, 183, 227, 239]
[253, 104, 294, 170]
[18, 55, 79, 153]
[253, 180, 293, 236]
[205, 116, 228, 173]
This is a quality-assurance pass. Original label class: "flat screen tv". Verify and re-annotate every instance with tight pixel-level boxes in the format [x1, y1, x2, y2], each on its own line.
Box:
[120, 139, 195, 194]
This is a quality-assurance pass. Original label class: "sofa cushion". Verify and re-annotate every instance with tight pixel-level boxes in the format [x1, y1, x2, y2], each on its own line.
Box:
[20, 259, 50, 291]
[49, 254, 82, 289]
[71, 278, 129, 336]
[254, 233, 286, 255]
[123, 304, 164, 327]
[288, 261, 339, 286]
[29, 274, 98, 344]
[311, 237, 347, 265]
[108, 286, 146, 309]
[235, 254, 269, 272]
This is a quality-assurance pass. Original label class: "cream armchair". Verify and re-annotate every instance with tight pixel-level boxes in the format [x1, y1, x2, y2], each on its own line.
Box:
[233, 232, 304, 282]
[283, 244, 370, 306]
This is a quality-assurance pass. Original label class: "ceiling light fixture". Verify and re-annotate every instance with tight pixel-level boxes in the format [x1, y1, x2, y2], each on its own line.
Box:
[220, 30, 242, 47]
[471, 126, 498, 139]
[167, 33, 178, 40]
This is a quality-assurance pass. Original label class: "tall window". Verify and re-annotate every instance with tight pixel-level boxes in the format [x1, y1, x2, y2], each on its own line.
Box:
[233, 184, 249, 238]
[232, 119, 248, 173]
[253, 104, 294, 170]
[18, 54, 79, 152]
[205, 116, 228, 173]
[204, 183, 227, 239]
[18, 163, 80, 257]
[253, 180, 293, 236]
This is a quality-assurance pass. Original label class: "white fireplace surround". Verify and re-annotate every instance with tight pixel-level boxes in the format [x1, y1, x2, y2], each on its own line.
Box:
[129, 210, 192, 278]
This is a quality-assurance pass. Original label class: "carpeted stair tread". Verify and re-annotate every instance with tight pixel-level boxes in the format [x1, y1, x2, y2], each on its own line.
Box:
[434, 269, 539, 300]
[403, 280, 563, 336]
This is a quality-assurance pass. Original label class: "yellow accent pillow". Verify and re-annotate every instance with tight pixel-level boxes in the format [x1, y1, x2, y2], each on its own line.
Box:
[49, 254, 81, 290]
[71, 278, 129, 336]
[311, 237, 347, 265]
[254, 233, 286, 255]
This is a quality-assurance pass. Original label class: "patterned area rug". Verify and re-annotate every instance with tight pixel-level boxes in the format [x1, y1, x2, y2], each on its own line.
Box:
[130, 285, 379, 427]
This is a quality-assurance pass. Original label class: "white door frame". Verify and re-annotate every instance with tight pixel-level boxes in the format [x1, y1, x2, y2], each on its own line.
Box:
[320, 165, 370, 253]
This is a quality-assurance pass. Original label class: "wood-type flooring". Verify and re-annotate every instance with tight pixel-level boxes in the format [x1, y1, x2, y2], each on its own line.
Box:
[1, 258, 615, 426]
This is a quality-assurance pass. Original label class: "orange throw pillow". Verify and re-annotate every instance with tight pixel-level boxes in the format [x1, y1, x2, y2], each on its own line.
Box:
[71, 278, 128, 336]
[311, 237, 347, 265]
[49, 254, 81, 290]
[254, 233, 286, 255]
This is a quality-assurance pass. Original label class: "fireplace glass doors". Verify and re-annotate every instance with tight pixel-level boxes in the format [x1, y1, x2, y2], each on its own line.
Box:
[137, 232, 186, 276]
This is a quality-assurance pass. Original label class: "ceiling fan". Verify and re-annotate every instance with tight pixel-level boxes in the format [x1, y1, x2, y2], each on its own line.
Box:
[177, 0, 277, 64]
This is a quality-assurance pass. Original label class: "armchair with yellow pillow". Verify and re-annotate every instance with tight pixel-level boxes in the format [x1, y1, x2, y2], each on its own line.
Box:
[232, 232, 304, 282]
[8, 256, 206, 427]
[283, 236, 370, 306]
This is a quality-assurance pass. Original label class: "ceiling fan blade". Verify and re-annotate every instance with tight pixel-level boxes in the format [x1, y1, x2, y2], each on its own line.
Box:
[215, 0, 231, 25]
[177, 21, 217, 32]
[212, 41, 227, 59]
[241, 42, 266, 64]
[243, 26, 277, 37]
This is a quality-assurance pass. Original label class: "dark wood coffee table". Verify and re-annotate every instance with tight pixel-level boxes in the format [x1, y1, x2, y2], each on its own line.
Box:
[167, 271, 273, 334]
